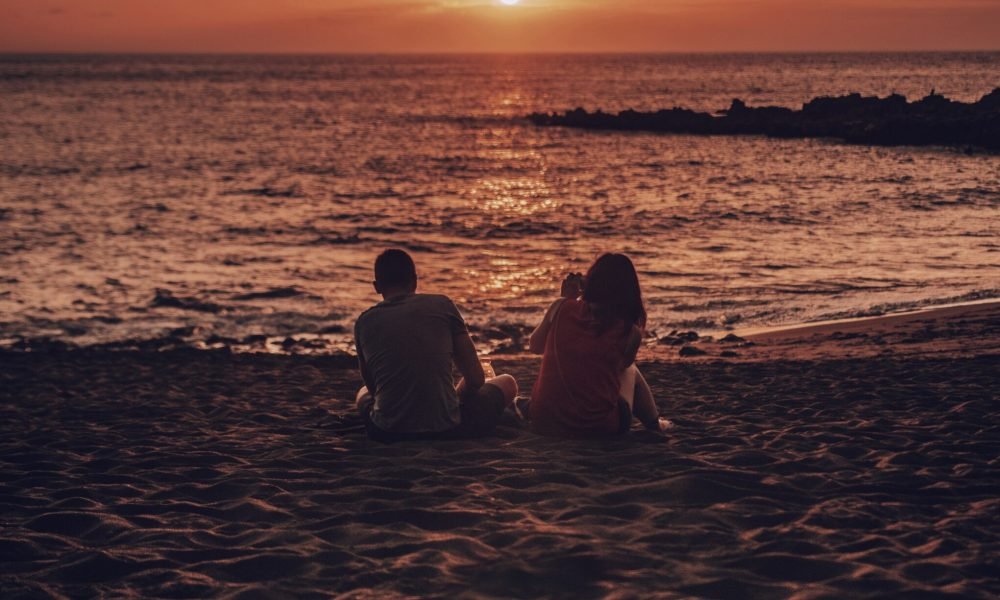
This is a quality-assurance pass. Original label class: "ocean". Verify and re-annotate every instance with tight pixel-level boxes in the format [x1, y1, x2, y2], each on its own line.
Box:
[1, 53, 998, 353]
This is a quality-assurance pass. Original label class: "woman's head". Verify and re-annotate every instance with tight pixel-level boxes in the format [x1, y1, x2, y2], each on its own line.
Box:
[582, 253, 646, 333]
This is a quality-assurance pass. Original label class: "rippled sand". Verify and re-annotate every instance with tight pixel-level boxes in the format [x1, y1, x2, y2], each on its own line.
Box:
[2, 332, 997, 596]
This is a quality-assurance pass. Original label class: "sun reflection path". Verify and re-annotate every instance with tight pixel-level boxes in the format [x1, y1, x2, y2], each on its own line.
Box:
[473, 177, 558, 217]
[467, 258, 552, 300]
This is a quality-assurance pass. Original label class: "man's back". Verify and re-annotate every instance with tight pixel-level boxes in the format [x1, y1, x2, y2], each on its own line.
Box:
[354, 293, 467, 432]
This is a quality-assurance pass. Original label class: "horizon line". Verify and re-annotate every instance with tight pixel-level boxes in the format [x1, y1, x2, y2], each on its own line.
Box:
[2, 48, 999, 57]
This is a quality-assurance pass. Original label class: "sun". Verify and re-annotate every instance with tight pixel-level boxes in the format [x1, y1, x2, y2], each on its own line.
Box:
[500, 0, 520, 5]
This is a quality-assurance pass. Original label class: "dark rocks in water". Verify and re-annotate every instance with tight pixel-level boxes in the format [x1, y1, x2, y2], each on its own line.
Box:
[545, 106, 718, 135]
[679, 346, 708, 358]
[205, 334, 241, 347]
[658, 330, 701, 346]
[168, 326, 199, 338]
[470, 323, 528, 355]
[281, 337, 327, 352]
[475, 323, 529, 341]
[151, 289, 223, 313]
[529, 89, 1000, 152]
[62, 325, 89, 337]
[720, 350, 740, 358]
[318, 324, 347, 334]
[310, 234, 363, 246]
[2, 332, 355, 358]
[8, 337, 72, 352]
[489, 340, 525, 355]
[720, 334, 747, 344]
[224, 184, 303, 198]
[233, 286, 309, 301]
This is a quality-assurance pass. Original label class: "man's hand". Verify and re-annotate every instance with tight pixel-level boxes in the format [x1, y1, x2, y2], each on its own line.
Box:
[453, 331, 486, 393]
[560, 272, 584, 299]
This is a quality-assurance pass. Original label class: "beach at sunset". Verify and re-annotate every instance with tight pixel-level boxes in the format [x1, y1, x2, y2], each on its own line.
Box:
[3, 304, 999, 597]
[2, 0, 999, 598]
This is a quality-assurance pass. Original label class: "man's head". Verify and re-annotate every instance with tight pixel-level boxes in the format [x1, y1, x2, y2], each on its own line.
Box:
[373, 249, 417, 297]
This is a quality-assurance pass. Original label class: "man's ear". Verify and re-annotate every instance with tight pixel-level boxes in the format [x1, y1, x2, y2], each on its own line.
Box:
[373, 280, 382, 295]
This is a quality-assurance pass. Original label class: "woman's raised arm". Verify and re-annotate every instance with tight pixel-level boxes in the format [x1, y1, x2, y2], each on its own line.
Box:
[528, 272, 583, 354]
[528, 298, 565, 354]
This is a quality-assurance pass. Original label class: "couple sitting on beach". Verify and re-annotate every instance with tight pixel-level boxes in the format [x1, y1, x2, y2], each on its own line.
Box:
[354, 249, 669, 442]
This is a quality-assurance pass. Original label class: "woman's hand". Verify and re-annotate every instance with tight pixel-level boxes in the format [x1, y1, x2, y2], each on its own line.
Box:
[560, 272, 584, 299]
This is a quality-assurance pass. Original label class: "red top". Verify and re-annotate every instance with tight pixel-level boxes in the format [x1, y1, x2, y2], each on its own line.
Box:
[530, 299, 629, 437]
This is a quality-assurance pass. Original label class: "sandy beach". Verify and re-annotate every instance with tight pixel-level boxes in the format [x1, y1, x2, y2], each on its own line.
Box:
[1, 303, 997, 598]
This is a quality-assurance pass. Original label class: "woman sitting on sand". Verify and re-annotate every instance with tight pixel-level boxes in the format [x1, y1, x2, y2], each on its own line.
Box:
[523, 253, 670, 437]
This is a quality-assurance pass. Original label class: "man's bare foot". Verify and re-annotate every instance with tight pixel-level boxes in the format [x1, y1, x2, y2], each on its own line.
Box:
[644, 417, 674, 431]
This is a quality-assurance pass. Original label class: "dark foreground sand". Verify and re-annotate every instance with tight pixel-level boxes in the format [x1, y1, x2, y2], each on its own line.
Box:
[2, 310, 998, 598]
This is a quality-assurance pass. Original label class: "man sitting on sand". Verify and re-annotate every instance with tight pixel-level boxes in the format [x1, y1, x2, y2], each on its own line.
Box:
[355, 249, 518, 442]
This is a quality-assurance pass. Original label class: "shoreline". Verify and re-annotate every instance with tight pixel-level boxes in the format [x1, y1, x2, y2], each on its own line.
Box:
[3, 297, 999, 361]
[734, 299, 1000, 361]
[635, 299, 1000, 363]
[738, 298, 1000, 339]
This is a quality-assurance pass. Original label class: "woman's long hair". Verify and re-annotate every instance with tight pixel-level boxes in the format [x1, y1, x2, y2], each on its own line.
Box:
[581, 253, 647, 335]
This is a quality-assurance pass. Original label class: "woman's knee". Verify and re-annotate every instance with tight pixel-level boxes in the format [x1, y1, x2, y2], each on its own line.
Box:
[355, 386, 370, 409]
[487, 374, 518, 402]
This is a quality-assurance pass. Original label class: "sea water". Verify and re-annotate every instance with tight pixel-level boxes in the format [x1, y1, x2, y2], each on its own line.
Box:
[1, 53, 998, 352]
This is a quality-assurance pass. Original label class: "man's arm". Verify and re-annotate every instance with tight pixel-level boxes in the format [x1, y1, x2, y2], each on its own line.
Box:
[453, 331, 485, 393]
[356, 341, 376, 392]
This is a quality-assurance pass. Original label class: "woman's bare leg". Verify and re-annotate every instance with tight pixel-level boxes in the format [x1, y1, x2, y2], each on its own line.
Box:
[632, 368, 660, 429]
[619, 364, 660, 430]
[356, 386, 370, 411]
[619, 364, 638, 408]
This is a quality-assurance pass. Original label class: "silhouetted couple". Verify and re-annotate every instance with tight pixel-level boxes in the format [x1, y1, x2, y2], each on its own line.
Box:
[355, 249, 668, 442]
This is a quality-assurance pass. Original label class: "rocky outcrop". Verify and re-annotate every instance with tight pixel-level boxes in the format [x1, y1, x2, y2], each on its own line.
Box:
[528, 89, 1000, 151]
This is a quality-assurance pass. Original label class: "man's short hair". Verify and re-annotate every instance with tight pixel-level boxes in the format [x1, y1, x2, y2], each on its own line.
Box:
[374, 249, 417, 288]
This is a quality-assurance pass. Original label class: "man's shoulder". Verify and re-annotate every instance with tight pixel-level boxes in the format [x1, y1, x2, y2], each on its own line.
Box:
[417, 293, 457, 306]
[355, 303, 379, 325]
[383, 293, 457, 310]
[354, 302, 386, 337]
[356, 294, 455, 321]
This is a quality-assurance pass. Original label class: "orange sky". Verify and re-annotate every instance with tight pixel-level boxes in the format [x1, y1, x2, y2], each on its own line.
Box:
[1, 0, 998, 53]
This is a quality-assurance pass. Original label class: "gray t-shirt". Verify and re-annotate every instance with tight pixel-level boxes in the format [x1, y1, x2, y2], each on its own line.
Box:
[354, 293, 468, 432]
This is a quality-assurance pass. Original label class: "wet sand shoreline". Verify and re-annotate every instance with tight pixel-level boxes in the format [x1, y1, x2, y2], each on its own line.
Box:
[1, 305, 998, 597]
[639, 300, 1000, 363]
